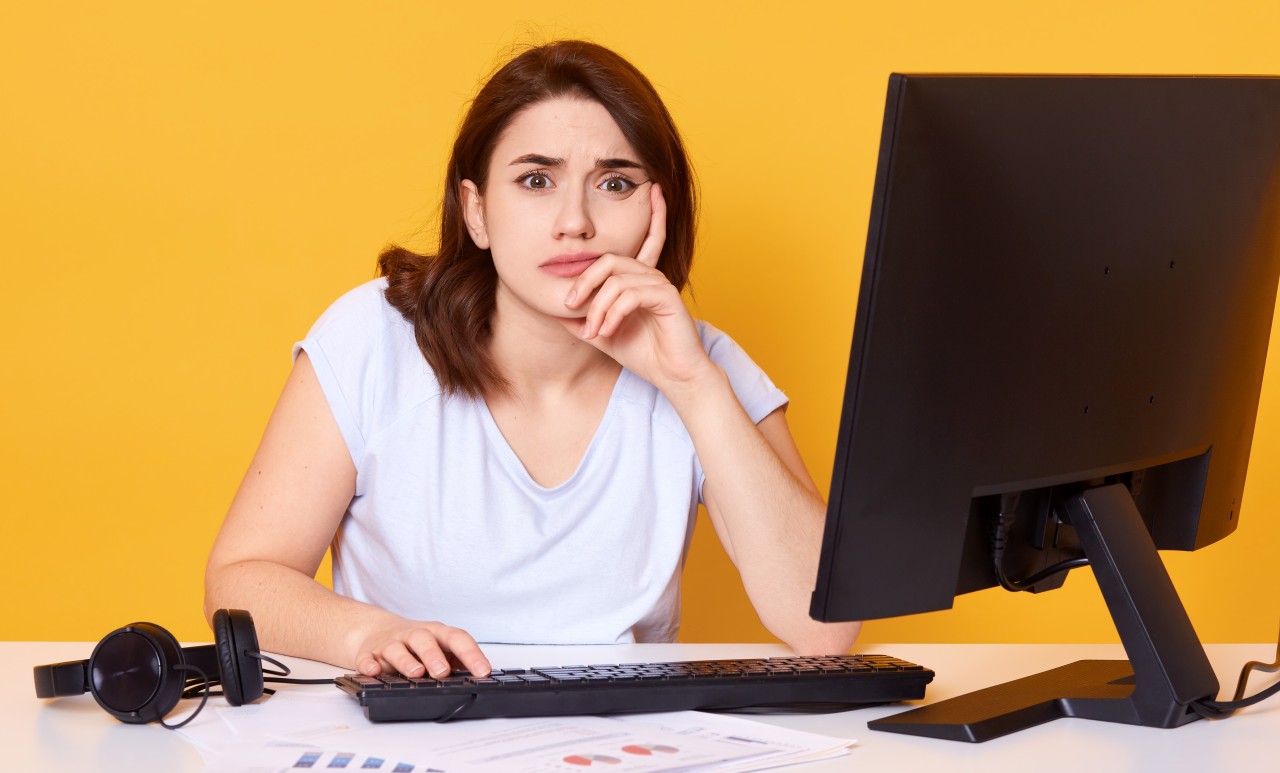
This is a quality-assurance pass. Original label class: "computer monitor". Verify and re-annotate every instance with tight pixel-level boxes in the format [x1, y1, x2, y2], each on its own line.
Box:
[810, 74, 1280, 741]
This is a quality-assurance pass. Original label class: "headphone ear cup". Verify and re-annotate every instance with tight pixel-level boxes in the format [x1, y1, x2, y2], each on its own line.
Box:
[88, 622, 185, 724]
[213, 609, 264, 706]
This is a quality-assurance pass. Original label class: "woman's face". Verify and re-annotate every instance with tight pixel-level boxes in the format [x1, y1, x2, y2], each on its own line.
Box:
[461, 96, 654, 321]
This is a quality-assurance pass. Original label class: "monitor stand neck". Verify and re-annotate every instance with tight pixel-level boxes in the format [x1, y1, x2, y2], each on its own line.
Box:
[869, 482, 1219, 742]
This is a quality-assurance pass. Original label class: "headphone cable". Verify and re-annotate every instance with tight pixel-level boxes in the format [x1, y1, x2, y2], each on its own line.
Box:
[248, 651, 336, 686]
[161, 664, 211, 730]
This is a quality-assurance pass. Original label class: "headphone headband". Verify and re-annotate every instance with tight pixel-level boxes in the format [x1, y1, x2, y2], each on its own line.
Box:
[33, 659, 88, 698]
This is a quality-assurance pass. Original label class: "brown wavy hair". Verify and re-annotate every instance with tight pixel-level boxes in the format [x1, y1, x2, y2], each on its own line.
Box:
[379, 40, 698, 399]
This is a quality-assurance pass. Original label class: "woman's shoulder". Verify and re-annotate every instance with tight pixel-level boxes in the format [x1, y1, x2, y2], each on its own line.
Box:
[693, 319, 753, 366]
[692, 319, 788, 422]
[297, 277, 435, 392]
[305, 277, 403, 340]
[296, 278, 445, 454]
[693, 319, 730, 349]
[618, 319, 785, 426]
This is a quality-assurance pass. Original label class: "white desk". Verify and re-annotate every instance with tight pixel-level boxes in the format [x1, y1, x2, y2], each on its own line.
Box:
[7, 642, 1277, 771]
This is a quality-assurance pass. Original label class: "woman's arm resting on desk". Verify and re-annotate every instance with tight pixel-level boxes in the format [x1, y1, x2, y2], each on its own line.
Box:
[685, 377, 861, 656]
[203, 352, 491, 679]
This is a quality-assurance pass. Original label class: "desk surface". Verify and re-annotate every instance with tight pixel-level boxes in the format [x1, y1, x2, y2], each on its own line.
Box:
[8, 641, 1277, 771]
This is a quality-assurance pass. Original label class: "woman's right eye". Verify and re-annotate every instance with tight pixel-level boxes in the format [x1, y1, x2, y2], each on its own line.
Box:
[516, 171, 553, 190]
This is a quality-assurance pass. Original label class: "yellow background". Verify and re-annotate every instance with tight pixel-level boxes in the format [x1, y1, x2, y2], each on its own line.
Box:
[2, 1, 1277, 646]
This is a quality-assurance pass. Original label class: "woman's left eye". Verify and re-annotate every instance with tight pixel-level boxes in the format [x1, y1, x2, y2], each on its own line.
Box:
[599, 176, 636, 194]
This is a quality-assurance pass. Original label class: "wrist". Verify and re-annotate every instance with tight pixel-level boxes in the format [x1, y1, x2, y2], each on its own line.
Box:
[658, 362, 733, 417]
[344, 606, 407, 663]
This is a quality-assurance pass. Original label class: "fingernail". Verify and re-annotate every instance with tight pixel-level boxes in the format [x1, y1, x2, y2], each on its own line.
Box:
[429, 659, 449, 677]
[472, 661, 490, 676]
[564, 289, 577, 306]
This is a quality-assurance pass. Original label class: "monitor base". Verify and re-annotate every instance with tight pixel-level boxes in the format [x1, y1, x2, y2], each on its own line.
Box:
[868, 659, 1203, 742]
[871, 483, 1221, 742]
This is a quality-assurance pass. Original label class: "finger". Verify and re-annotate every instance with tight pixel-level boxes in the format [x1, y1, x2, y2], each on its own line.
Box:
[377, 639, 434, 677]
[367, 651, 403, 677]
[400, 629, 453, 678]
[581, 273, 669, 338]
[431, 625, 492, 677]
[564, 253, 659, 311]
[635, 183, 666, 269]
[597, 283, 682, 338]
[355, 650, 382, 676]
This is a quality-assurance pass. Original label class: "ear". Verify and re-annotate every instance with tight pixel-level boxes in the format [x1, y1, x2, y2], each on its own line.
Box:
[460, 180, 490, 250]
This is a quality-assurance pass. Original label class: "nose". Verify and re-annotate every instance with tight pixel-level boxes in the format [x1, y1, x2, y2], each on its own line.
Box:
[553, 185, 595, 240]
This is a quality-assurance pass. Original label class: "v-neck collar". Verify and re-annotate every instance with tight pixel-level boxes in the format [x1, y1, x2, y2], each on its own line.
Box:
[477, 369, 632, 494]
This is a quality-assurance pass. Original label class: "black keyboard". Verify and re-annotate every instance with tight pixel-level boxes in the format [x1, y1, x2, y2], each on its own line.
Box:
[336, 654, 933, 722]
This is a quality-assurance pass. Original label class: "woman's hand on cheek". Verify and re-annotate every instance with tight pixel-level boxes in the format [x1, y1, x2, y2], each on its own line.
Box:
[559, 184, 718, 392]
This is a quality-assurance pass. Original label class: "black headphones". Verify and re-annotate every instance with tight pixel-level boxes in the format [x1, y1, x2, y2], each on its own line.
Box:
[33, 609, 330, 728]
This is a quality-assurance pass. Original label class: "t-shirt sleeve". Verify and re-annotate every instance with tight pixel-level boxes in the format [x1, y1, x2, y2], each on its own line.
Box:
[291, 279, 392, 474]
[698, 320, 789, 423]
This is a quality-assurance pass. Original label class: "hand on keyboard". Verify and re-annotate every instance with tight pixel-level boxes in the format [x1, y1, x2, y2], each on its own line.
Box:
[351, 618, 491, 680]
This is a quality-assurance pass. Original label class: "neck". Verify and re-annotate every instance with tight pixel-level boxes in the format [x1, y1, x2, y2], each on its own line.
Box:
[486, 289, 619, 399]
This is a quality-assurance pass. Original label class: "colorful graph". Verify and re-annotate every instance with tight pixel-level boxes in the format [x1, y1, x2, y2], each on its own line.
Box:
[621, 744, 680, 755]
[562, 753, 622, 766]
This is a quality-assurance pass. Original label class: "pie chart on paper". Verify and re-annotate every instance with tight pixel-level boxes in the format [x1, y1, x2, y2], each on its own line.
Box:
[562, 754, 622, 766]
[621, 744, 680, 755]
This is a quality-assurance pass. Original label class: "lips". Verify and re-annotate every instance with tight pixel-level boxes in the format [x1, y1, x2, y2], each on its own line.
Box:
[539, 252, 601, 278]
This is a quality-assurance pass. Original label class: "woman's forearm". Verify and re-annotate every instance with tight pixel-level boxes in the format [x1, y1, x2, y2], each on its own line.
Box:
[663, 368, 861, 654]
[204, 559, 404, 670]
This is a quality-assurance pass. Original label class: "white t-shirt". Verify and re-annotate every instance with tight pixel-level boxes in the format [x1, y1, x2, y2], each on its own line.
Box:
[295, 278, 787, 644]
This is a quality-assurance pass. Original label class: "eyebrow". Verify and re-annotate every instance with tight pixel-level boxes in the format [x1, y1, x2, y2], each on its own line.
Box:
[508, 153, 645, 171]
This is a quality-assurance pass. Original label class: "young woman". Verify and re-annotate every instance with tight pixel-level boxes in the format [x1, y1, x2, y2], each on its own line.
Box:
[204, 40, 860, 681]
